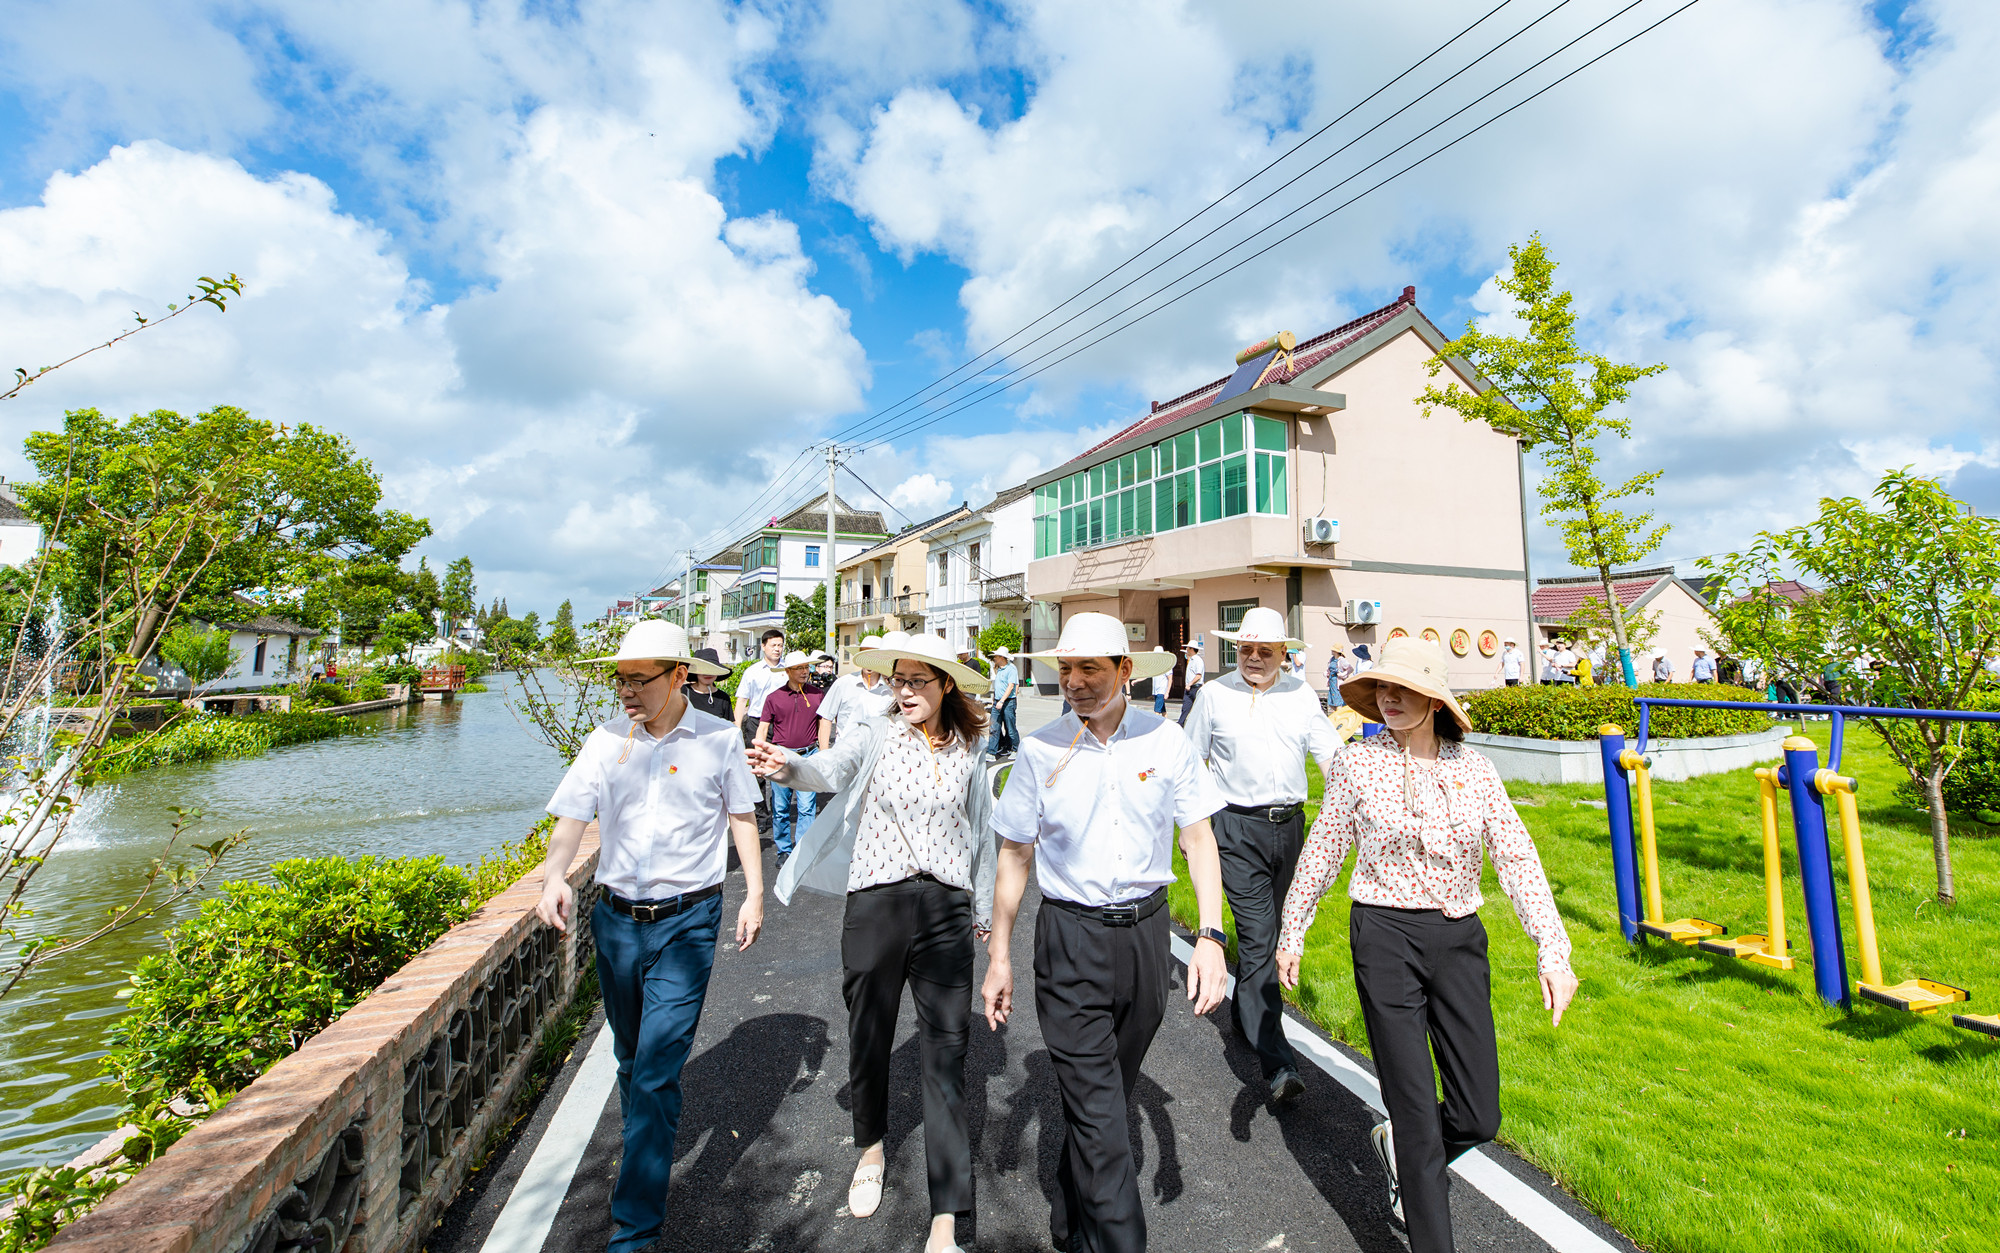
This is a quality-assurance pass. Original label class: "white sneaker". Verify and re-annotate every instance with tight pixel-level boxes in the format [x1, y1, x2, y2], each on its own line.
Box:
[1369, 1120, 1402, 1225]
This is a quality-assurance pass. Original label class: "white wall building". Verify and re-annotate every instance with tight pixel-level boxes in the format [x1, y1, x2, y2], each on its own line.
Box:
[924, 484, 1034, 658]
[716, 493, 888, 661]
[149, 595, 323, 693]
[0, 486, 42, 567]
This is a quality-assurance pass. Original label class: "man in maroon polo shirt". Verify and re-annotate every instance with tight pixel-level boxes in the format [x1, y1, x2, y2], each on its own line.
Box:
[754, 650, 823, 868]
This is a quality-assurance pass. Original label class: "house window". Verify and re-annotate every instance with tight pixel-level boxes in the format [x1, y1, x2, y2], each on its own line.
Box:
[695, 570, 708, 592]
[936, 551, 950, 587]
[252, 638, 268, 675]
[754, 536, 780, 569]
[806, 545, 821, 568]
[1217, 599, 1259, 668]
[1031, 412, 1291, 558]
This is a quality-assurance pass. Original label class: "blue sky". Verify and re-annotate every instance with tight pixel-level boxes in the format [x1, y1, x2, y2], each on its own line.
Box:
[0, 0, 1995, 616]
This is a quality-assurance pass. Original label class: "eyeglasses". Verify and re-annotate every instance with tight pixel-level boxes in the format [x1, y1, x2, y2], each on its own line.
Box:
[614, 668, 676, 694]
[887, 674, 938, 692]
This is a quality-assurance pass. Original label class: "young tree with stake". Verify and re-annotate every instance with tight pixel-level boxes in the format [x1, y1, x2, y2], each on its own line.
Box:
[1418, 234, 1668, 687]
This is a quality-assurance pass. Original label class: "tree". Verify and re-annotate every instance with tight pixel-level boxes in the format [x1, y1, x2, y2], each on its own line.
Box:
[783, 583, 826, 654]
[1419, 234, 1668, 686]
[521, 610, 541, 639]
[1560, 596, 1660, 682]
[1702, 469, 2000, 903]
[157, 624, 235, 688]
[976, 620, 1024, 656]
[2, 274, 241, 404]
[485, 616, 538, 658]
[375, 610, 430, 661]
[441, 557, 476, 635]
[547, 600, 579, 657]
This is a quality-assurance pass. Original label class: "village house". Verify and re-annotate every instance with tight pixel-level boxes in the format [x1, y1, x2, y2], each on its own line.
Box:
[1022, 285, 1537, 697]
[0, 479, 41, 567]
[147, 594, 322, 693]
[923, 484, 1035, 661]
[716, 493, 887, 661]
[676, 548, 741, 657]
[833, 504, 968, 658]
[1532, 566, 1725, 679]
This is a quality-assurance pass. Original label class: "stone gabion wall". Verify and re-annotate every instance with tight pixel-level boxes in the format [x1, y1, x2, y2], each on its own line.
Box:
[47, 833, 602, 1253]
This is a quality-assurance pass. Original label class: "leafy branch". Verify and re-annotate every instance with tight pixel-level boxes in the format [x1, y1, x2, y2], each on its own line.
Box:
[1, 274, 243, 403]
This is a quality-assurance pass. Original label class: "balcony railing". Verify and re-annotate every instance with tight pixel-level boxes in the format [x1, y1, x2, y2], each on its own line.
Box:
[980, 574, 1026, 604]
[833, 593, 927, 624]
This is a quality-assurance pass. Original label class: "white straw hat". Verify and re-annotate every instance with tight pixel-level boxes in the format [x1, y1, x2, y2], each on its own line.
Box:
[778, 650, 815, 669]
[855, 631, 992, 694]
[1211, 605, 1302, 648]
[1019, 611, 1178, 680]
[581, 619, 729, 676]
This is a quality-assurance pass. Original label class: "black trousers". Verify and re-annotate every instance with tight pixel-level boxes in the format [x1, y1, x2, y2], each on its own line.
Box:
[842, 876, 975, 1216]
[1349, 903, 1502, 1253]
[1211, 807, 1303, 1077]
[1034, 894, 1169, 1253]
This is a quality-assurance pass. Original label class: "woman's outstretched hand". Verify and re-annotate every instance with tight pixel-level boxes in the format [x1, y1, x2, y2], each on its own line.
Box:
[1541, 969, 1580, 1026]
[745, 740, 788, 778]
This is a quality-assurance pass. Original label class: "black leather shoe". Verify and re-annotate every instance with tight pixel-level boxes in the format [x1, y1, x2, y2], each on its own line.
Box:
[1270, 1067, 1305, 1104]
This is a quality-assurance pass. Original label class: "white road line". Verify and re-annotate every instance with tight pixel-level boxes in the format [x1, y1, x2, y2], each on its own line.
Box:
[480, 1022, 620, 1253]
[1168, 934, 1618, 1253]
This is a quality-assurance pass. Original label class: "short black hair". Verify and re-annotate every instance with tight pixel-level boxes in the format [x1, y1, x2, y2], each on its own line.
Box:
[760, 628, 785, 644]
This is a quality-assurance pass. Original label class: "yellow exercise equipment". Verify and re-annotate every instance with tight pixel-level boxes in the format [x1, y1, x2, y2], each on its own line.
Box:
[1626, 748, 1727, 945]
[1818, 770, 1970, 1015]
[1695, 767, 1795, 969]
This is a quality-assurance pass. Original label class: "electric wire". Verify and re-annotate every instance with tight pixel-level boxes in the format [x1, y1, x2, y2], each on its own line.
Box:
[832, 0, 1578, 448]
[855, 0, 1699, 453]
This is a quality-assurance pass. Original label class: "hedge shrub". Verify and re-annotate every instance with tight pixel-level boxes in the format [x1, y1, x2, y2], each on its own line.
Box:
[102, 711, 366, 776]
[1463, 683, 1773, 741]
[102, 855, 473, 1109]
[1893, 689, 2000, 817]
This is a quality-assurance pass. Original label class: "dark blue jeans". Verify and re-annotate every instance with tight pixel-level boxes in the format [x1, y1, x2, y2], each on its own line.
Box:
[770, 746, 818, 856]
[593, 892, 722, 1253]
[986, 697, 1018, 755]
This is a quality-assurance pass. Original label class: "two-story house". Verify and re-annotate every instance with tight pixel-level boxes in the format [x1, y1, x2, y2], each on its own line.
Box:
[717, 493, 888, 660]
[833, 504, 970, 658]
[1023, 285, 1534, 697]
[678, 548, 741, 656]
[923, 484, 1035, 658]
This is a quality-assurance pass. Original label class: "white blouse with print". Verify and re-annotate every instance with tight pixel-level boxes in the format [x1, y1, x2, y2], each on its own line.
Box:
[1278, 736, 1573, 976]
[848, 721, 980, 893]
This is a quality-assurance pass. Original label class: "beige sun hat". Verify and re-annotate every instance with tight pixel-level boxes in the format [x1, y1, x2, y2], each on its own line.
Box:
[1211, 605, 1302, 649]
[1339, 635, 1470, 732]
[777, 650, 815, 670]
[582, 619, 729, 676]
[855, 632, 992, 694]
[1019, 611, 1178, 680]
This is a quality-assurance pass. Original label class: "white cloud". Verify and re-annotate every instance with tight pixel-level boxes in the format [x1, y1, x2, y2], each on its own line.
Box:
[888, 472, 954, 513]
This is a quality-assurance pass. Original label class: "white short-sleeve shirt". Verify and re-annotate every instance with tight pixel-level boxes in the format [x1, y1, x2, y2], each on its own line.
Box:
[821, 671, 895, 737]
[991, 700, 1224, 906]
[546, 708, 758, 900]
[736, 660, 785, 719]
[1182, 670, 1342, 806]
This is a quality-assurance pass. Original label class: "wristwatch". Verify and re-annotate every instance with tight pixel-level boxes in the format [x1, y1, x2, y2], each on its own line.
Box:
[1197, 926, 1229, 949]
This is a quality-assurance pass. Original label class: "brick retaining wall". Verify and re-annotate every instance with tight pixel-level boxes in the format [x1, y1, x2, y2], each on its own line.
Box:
[46, 832, 602, 1253]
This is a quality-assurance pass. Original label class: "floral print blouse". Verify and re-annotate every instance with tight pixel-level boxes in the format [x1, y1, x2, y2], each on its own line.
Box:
[1278, 736, 1573, 977]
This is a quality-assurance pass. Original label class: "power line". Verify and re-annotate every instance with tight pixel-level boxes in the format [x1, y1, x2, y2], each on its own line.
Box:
[856, 0, 1700, 452]
[833, 0, 1576, 448]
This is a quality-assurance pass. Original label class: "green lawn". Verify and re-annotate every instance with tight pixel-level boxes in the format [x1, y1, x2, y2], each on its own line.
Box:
[1169, 724, 2000, 1253]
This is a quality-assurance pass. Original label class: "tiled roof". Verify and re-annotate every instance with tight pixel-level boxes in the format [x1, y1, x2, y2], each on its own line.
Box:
[840, 504, 970, 565]
[214, 593, 319, 637]
[1056, 286, 1420, 472]
[767, 492, 888, 538]
[0, 497, 32, 524]
[1736, 579, 1816, 605]
[986, 482, 1033, 511]
[1532, 575, 1668, 621]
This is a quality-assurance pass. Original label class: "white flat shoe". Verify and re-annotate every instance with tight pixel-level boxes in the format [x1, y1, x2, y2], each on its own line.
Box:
[848, 1161, 884, 1218]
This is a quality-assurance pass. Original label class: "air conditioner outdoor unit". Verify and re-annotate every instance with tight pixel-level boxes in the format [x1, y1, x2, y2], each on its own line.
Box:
[1303, 515, 1340, 544]
[1345, 599, 1383, 625]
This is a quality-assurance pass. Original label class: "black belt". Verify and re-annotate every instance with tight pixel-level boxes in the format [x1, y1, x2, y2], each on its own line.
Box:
[608, 884, 721, 924]
[1043, 887, 1166, 928]
[1224, 801, 1304, 824]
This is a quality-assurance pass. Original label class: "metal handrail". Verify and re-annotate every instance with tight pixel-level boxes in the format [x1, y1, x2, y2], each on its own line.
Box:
[1632, 696, 2000, 771]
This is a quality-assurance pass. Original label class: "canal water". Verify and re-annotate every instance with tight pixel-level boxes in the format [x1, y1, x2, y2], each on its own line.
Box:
[0, 678, 569, 1177]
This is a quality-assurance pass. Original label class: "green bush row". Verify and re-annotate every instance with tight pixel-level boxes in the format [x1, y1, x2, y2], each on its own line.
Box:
[1463, 683, 1774, 741]
[1893, 690, 2000, 817]
[101, 711, 368, 776]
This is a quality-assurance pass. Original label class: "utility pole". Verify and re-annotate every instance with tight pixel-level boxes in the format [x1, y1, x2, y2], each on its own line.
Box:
[824, 442, 839, 660]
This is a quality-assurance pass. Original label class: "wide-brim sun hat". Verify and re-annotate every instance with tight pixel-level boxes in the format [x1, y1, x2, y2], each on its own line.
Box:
[1211, 605, 1301, 649]
[1019, 611, 1178, 681]
[778, 650, 815, 670]
[1338, 636, 1470, 732]
[855, 632, 992, 694]
[582, 619, 729, 676]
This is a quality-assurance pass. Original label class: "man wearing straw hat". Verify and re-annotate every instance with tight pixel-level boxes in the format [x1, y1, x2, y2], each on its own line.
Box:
[532, 620, 765, 1253]
[1184, 605, 1342, 1104]
[817, 632, 898, 747]
[985, 611, 1231, 1253]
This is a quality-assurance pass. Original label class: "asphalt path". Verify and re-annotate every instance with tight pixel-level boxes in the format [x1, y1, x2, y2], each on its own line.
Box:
[426, 841, 1635, 1253]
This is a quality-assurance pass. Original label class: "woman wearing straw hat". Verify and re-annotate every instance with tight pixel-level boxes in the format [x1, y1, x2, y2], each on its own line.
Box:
[987, 611, 1231, 1253]
[747, 633, 993, 1253]
[533, 620, 765, 1253]
[1276, 636, 1576, 1252]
